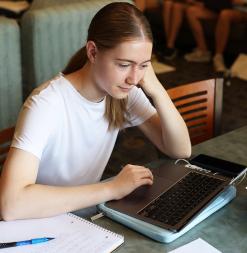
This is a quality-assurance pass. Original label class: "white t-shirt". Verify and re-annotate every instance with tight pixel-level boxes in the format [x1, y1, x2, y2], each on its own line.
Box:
[12, 74, 156, 186]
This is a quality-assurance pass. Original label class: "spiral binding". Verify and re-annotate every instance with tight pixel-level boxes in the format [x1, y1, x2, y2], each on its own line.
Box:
[67, 213, 123, 239]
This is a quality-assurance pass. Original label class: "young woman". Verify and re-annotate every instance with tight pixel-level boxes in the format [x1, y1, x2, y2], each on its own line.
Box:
[0, 2, 191, 221]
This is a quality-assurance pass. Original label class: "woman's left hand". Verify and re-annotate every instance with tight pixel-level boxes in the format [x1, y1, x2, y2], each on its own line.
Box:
[138, 64, 164, 98]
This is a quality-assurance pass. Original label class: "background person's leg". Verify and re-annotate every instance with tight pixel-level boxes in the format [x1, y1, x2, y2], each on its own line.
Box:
[214, 9, 247, 72]
[166, 2, 186, 48]
[185, 5, 217, 62]
[163, 1, 187, 59]
[163, 0, 174, 39]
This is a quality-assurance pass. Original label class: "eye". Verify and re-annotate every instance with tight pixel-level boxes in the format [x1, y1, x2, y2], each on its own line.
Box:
[118, 64, 130, 68]
[139, 64, 148, 69]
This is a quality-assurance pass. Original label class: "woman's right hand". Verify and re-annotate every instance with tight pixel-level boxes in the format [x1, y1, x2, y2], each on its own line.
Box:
[109, 164, 153, 200]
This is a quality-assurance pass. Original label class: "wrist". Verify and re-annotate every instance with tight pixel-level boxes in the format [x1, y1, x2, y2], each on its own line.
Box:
[103, 180, 117, 201]
[149, 85, 169, 102]
[146, 82, 166, 99]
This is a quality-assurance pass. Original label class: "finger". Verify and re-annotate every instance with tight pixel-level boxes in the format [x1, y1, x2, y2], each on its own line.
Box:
[137, 171, 154, 182]
[129, 165, 151, 172]
[135, 178, 153, 188]
[133, 167, 153, 179]
[140, 170, 153, 181]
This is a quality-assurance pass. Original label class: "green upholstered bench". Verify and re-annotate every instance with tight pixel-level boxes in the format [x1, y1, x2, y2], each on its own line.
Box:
[20, 0, 133, 98]
[0, 17, 22, 130]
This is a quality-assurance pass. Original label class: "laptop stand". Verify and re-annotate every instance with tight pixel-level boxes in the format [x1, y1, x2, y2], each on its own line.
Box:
[97, 185, 236, 243]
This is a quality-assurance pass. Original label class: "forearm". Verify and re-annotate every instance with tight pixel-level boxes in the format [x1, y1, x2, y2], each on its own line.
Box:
[151, 83, 191, 158]
[1, 180, 114, 221]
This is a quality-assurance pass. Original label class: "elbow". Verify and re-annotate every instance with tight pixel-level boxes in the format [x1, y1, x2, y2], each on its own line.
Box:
[1, 211, 15, 222]
[160, 148, 191, 160]
[173, 137, 192, 159]
[1, 205, 20, 222]
[0, 195, 20, 221]
[178, 143, 192, 159]
[178, 148, 191, 159]
[166, 142, 192, 160]
[170, 149, 191, 160]
[0, 203, 14, 222]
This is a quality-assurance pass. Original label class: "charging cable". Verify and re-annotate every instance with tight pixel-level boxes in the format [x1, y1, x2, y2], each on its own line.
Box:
[175, 159, 211, 174]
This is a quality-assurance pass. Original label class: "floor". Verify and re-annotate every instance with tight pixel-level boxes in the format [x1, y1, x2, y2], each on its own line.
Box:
[103, 55, 247, 179]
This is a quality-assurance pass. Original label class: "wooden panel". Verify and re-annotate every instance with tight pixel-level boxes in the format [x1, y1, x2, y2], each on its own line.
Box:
[172, 94, 208, 107]
[182, 110, 208, 121]
[167, 79, 220, 146]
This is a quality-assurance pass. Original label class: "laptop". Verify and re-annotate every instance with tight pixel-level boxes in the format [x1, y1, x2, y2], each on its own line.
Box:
[102, 158, 246, 233]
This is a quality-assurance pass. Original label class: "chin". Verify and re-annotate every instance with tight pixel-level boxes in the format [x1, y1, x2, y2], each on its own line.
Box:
[113, 92, 129, 100]
[113, 86, 133, 99]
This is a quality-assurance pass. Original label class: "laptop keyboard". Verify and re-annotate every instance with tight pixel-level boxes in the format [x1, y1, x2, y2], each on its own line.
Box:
[138, 171, 225, 227]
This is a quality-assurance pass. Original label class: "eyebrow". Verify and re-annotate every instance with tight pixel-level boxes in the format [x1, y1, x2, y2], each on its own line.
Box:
[115, 58, 151, 64]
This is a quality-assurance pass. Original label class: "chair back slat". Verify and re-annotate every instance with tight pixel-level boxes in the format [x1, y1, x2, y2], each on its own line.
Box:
[167, 79, 222, 145]
[172, 93, 208, 108]
[178, 102, 208, 114]
[182, 109, 207, 121]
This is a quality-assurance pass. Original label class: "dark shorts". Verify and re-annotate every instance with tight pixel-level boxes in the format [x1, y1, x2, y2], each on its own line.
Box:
[203, 0, 232, 13]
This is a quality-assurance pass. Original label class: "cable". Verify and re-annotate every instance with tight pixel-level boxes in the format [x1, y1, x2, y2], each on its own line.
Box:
[175, 159, 211, 174]
[175, 159, 247, 187]
[230, 171, 246, 186]
[174, 159, 190, 165]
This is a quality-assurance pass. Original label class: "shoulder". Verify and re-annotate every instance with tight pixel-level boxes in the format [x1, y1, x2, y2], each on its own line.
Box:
[24, 74, 65, 111]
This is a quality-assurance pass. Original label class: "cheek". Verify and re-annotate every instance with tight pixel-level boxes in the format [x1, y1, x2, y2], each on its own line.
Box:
[96, 64, 125, 87]
[138, 69, 146, 80]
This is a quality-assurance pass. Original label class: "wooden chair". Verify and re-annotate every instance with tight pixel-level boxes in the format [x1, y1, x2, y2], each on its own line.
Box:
[167, 78, 223, 145]
[0, 126, 15, 170]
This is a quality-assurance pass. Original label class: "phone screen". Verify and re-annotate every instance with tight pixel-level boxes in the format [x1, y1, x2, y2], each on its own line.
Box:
[190, 154, 246, 177]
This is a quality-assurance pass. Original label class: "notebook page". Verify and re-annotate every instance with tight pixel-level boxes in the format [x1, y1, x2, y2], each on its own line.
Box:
[0, 213, 124, 253]
[169, 238, 222, 253]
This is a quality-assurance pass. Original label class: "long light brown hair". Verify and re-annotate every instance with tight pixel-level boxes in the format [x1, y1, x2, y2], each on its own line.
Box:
[63, 2, 153, 129]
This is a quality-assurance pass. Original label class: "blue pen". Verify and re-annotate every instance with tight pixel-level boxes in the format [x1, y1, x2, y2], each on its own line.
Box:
[0, 237, 54, 249]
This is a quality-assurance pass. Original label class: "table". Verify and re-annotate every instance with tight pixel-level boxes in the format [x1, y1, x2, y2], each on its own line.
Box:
[95, 126, 247, 253]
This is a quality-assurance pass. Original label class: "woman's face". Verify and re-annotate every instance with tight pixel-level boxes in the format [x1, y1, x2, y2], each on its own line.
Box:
[92, 39, 153, 99]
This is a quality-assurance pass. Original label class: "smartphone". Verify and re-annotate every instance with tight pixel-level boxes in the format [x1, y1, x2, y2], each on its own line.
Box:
[190, 154, 247, 178]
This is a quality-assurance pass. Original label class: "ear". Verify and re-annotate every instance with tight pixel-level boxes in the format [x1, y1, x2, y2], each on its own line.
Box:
[86, 41, 98, 63]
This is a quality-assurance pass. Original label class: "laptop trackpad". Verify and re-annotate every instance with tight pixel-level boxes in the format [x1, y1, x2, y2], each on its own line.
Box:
[105, 176, 174, 214]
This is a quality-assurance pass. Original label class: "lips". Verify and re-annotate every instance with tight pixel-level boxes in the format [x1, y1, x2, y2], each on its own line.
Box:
[118, 86, 132, 92]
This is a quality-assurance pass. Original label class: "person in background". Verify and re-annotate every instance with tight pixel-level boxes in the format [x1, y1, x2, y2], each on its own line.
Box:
[135, 0, 204, 60]
[134, 0, 161, 12]
[185, 0, 247, 72]
[0, 2, 191, 221]
[163, 0, 203, 60]
[213, 3, 247, 72]
[135, 0, 203, 60]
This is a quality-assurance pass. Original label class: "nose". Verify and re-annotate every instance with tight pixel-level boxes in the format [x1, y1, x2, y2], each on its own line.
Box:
[126, 67, 140, 86]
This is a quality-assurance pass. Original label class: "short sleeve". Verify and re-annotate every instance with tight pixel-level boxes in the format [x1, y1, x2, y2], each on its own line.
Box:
[124, 86, 156, 128]
[11, 85, 60, 159]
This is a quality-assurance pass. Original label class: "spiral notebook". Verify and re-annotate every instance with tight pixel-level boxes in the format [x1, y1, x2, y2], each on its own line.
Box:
[0, 213, 124, 253]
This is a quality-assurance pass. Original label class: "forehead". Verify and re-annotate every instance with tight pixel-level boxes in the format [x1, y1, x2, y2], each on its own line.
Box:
[104, 40, 152, 61]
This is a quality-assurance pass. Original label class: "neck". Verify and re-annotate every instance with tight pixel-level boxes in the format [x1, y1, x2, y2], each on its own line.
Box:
[65, 63, 106, 103]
